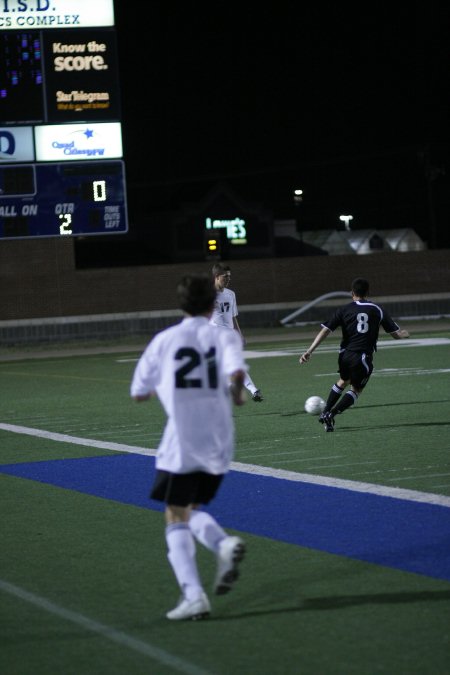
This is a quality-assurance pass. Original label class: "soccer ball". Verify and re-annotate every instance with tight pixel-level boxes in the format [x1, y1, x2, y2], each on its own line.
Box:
[304, 396, 326, 415]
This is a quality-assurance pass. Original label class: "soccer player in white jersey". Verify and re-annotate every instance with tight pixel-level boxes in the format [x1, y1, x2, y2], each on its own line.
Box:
[210, 262, 264, 402]
[130, 274, 247, 621]
[299, 277, 410, 432]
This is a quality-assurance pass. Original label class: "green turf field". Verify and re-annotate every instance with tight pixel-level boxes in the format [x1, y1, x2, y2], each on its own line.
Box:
[1, 328, 449, 674]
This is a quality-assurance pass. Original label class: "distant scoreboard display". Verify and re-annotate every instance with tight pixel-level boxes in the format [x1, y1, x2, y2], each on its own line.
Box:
[0, 0, 128, 240]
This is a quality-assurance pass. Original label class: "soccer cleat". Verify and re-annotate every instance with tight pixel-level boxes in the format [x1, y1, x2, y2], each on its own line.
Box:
[252, 389, 263, 402]
[166, 592, 211, 621]
[322, 411, 335, 432]
[214, 536, 246, 595]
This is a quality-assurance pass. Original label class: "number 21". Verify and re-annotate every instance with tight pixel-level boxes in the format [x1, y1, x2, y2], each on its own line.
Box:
[175, 347, 218, 388]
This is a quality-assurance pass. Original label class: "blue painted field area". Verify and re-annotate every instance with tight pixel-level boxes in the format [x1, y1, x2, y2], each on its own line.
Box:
[1, 453, 450, 582]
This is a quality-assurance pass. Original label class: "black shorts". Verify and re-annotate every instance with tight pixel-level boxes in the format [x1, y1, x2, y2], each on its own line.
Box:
[338, 350, 373, 389]
[150, 470, 224, 507]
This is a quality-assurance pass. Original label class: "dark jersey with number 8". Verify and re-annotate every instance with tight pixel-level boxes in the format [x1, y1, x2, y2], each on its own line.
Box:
[323, 300, 400, 354]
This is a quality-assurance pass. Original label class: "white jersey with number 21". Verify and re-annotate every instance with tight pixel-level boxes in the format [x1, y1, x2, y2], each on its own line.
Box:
[130, 316, 246, 474]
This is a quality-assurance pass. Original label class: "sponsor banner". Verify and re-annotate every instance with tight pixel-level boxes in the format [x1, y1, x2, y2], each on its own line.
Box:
[35, 122, 123, 161]
[42, 29, 121, 122]
[0, 127, 35, 162]
[0, 0, 114, 30]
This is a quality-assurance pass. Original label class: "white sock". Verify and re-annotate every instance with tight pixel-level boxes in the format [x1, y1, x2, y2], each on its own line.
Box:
[189, 510, 227, 553]
[165, 523, 203, 601]
[244, 373, 257, 394]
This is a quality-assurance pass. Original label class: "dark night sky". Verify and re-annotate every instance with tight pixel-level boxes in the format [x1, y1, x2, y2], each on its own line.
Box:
[113, 1, 449, 248]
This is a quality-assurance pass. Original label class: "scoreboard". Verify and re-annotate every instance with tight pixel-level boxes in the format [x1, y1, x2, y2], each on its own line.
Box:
[0, 0, 128, 240]
[0, 160, 126, 238]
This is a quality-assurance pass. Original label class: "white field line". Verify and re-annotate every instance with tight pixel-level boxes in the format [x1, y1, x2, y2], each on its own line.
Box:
[229, 336, 450, 360]
[116, 337, 450, 363]
[317, 368, 450, 377]
[0, 580, 212, 675]
[1, 422, 450, 508]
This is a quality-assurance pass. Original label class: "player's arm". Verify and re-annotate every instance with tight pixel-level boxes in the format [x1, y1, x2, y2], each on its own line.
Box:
[229, 369, 246, 406]
[132, 392, 154, 402]
[130, 348, 158, 401]
[390, 328, 410, 340]
[299, 326, 331, 364]
[382, 312, 410, 340]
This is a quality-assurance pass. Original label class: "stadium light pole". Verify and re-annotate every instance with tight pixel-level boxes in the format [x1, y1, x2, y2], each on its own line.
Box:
[293, 188, 303, 204]
[339, 214, 353, 231]
[293, 188, 304, 244]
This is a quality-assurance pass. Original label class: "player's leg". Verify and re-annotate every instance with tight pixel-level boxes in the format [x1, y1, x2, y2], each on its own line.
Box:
[151, 471, 210, 620]
[320, 382, 347, 431]
[331, 388, 359, 415]
[189, 477, 246, 596]
[244, 371, 263, 401]
[320, 353, 352, 431]
[331, 353, 373, 418]
[190, 509, 245, 595]
[189, 509, 227, 552]
[319, 354, 349, 430]
[321, 352, 349, 416]
[322, 381, 346, 413]
[165, 504, 204, 601]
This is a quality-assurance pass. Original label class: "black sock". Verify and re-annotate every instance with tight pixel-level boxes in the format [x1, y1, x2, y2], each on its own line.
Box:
[332, 391, 358, 415]
[325, 384, 344, 412]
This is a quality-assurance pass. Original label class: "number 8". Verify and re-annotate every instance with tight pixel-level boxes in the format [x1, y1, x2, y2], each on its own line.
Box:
[357, 312, 369, 333]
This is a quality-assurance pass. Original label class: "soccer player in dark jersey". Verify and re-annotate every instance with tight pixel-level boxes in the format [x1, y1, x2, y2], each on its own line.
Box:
[299, 278, 410, 432]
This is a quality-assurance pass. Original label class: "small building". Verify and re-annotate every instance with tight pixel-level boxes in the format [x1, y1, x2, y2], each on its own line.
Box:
[283, 226, 427, 255]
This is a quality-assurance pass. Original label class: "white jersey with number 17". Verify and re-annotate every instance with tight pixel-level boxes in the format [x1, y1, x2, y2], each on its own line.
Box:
[209, 288, 237, 330]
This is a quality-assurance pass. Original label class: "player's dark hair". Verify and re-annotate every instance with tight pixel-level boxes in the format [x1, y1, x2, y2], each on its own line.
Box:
[351, 277, 369, 297]
[177, 274, 216, 316]
[211, 262, 231, 277]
